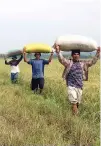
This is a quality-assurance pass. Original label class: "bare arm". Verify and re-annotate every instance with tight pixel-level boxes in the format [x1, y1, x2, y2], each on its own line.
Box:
[23, 49, 29, 63]
[48, 52, 54, 63]
[17, 54, 23, 63]
[85, 47, 100, 67]
[5, 60, 11, 65]
[4, 56, 11, 65]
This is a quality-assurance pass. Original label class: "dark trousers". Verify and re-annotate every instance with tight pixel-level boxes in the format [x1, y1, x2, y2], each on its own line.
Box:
[31, 78, 44, 91]
[11, 73, 18, 83]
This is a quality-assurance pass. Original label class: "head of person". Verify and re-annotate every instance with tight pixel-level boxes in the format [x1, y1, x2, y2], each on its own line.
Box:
[34, 52, 41, 59]
[71, 50, 80, 61]
[12, 56, 17, 60]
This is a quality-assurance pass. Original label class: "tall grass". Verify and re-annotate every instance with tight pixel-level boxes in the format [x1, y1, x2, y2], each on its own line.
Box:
[0, 59, 100, 146]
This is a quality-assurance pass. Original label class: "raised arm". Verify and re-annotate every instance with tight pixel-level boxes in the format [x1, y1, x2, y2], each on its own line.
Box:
[85, 47, 100, 67]
[55, 45, 70, 67]
[4, 56, 11, 65]
[48, 51, 54, 63]
[5, 60, 10, 65]
[17, 54, 23, 63]
[23, 48, 29, 63]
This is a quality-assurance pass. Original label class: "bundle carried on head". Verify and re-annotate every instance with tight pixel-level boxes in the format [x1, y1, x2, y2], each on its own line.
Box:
[5, 49, 22, 58]
[23, 43, 53, 53]
[54, 34, 98, 52]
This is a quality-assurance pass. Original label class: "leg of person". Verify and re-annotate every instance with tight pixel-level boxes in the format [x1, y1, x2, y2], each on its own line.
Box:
[11, 73, 15, 83]
[30, 79, 32, 89]
[31, 78, 38, 93]
[39, 78, 44, 94]
[77, 102, 79, 108]
[11, 73, 17, 83]
[68, 86, 78, 115]
[72, 104, 78, 115]
[77, 88, 83, 108]
[13, 73, 18, 83]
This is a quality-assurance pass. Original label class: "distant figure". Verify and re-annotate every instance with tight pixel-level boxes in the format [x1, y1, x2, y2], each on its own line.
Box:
[55, 44, 100, 115]
[5, 55, 23, 83]
[23, 50, 54, 93]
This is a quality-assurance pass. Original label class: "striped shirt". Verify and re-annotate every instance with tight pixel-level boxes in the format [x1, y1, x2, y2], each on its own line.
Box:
[66, 61, 83, 88]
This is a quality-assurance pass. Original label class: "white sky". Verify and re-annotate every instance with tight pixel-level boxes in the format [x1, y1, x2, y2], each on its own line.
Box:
[0, 0, 100, 53]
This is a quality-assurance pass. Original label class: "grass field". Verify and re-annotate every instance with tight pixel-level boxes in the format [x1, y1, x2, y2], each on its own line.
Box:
[0, 58, 100, 146]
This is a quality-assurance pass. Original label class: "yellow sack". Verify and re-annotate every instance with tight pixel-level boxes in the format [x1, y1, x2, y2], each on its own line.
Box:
[24, 43, 52, 53]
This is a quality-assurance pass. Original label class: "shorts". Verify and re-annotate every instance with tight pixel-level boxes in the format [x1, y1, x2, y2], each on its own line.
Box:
[31, 78, 44, 90]
[68, 86, 82, 104]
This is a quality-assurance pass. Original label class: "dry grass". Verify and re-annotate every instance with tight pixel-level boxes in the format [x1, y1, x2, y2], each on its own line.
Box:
[0, 58, 100, 146]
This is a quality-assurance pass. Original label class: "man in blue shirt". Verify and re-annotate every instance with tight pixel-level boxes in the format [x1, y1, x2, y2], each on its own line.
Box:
[23, 51, 53, 93]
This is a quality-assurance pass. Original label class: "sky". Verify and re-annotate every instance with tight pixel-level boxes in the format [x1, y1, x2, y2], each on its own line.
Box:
[0, 0, 100, 53]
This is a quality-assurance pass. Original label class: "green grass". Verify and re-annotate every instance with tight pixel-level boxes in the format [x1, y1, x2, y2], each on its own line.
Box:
[0, 59, 100, 146]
